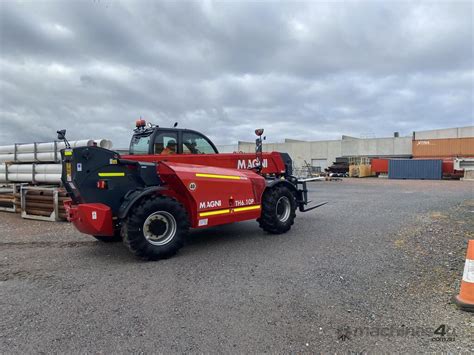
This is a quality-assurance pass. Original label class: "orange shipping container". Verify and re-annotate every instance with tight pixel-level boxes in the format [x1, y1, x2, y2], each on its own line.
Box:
[371, 158, 389, 173]
[412, 138, 474, 158]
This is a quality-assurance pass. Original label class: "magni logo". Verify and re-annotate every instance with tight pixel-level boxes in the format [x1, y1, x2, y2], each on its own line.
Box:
[237, 159, 268, 169]
[199, 200, 222, 209]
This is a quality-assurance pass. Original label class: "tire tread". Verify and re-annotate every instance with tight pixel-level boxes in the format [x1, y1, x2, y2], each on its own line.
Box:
[258, 185, 296, 234]
[122, 195, 189, 260]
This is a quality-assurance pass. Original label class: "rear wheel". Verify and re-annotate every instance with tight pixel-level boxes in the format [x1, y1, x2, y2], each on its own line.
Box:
[122, 195, 189, 260]
[258, 185, 297, 234]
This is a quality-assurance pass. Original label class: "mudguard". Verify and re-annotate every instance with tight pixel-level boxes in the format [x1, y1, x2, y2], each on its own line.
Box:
[265, 179, 298, 193]
[117, 186, 167, 219]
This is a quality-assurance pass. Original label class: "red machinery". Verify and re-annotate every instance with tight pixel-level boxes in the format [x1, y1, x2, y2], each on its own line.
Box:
[60, 121, 325, 260]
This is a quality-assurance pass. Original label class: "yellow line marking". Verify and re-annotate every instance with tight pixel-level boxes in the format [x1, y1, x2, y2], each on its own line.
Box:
[199, 209, 230, 217]
[195, 173, 241, 180]
[98, 172, 125, 177]
[233, 205, 261, 212]
[198, 205, 261, 217]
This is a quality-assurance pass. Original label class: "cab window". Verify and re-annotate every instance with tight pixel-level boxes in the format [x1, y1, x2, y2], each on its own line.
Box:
[153, 132, 178, 155]
[129, 133, 151, 155]
[182, 132, 217, 154]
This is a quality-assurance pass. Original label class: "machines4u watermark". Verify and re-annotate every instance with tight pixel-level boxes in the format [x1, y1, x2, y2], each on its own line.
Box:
[336, 324, 456, 342]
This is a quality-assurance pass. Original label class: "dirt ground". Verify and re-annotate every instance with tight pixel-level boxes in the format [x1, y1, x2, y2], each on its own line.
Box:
[0, 179, 473, 353]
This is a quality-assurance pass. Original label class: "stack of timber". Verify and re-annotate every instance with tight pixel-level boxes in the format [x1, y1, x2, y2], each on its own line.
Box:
[14, 186, 70, 221]
[0, 193, 14, 209]
[0, 184, 19, 212]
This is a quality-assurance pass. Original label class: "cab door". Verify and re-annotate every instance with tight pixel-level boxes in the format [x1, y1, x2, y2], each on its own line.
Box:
[150, 130, 179, 155]
[180, 131, 218, 155]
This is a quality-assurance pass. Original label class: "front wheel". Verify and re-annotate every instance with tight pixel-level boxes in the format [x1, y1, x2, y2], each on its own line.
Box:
[122, 195, 190, 260]
[258, 185, 297, 234]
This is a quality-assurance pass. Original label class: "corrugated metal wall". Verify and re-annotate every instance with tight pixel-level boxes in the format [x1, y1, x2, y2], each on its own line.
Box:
[388, 159, 442, 180]
[412, 137, 474, 158]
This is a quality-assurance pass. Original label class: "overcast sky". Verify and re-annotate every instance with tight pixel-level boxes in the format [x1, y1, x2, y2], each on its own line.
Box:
[0, 0, 472, 147]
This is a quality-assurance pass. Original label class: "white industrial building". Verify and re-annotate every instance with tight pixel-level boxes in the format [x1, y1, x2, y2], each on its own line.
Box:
[230, 126, 474, 172]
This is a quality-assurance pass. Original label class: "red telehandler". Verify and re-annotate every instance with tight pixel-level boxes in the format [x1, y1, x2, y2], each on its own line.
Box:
[59, 120, 325, 260]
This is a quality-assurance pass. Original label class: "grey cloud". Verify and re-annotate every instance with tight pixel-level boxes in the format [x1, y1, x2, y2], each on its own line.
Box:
[0, 0, 472, 148]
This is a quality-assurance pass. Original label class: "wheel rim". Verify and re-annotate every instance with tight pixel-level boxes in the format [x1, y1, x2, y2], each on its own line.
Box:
[276, 196, 291, 223]
[143, 211, 177, 246]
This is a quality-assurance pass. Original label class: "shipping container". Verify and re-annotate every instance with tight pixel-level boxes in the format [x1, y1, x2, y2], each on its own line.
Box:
[371, 158, 389, 173]
[388, 159, 442, 180]
[414, 158, 464, 179]
[412, 137, 474, 158]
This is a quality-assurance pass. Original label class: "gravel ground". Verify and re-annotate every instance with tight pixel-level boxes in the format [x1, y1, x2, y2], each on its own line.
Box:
[0, 179, 473, 353]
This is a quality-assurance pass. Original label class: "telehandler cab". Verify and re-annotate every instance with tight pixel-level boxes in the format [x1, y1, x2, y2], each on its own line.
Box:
[60, 120, 326, 260]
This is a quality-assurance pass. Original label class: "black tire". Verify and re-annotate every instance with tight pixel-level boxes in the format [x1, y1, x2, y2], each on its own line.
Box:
[258, 185, 297, 234]
[122, 195, 190, 260]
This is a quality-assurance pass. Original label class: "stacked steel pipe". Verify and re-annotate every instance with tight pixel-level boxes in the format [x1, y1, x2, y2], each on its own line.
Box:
[0, 139, 112, 184]
[0, 138, 111, 221]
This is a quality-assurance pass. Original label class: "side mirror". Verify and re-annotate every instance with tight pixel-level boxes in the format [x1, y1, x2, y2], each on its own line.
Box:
[57, 129, 66, 140]
[56, 129, 71, 149]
